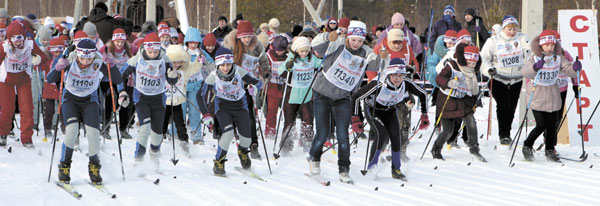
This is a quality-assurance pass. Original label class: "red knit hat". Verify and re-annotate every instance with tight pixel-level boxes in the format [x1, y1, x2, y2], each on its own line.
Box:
[338, 18, 350, 28]
[112, 28, 127, 41]
[58, 35, 69, 46]
[158, 21, 169, 30]
[74, 30, 89, 40]
[0, 22, 6, 29]
[444, 30, 457, 43]
[158, 27, 170, 38]
[49, 37, 65, 52]
[178, 33, 184, 44]
[456, 29, 471, 44]
[539, 30, 557, 46]
[464, 45, 480, 62]
[236, 21, 254, 38]
[143, 32, 161, 50]
[6, 22, 26, 38]
[203, 33, 216, 46]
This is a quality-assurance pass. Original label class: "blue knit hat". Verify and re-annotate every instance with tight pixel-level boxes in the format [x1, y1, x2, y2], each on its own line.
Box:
[214, 47, 233, 66]
[502, 15, 519, 28]
[76, 39, 96, 58]
[444, 5, 455, 16]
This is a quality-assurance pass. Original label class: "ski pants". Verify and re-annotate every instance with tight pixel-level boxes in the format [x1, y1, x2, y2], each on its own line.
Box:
[365, 106, 403, 170]
[491, 79, 522, 138]
[0, 72, 34, 143]
[60, 99, 101, 163]
[163, 104, 189, 142]
[265, 82, 284, 137]
[215, 108, 252, 159]
[524, 110, 559, 151]
[434, 113, 479, 150]
[135, 95, 166, 156]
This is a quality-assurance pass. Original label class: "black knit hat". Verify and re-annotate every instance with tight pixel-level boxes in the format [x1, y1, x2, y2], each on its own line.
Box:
[218, 16, 228, 22]
[94, 2, 108, 12]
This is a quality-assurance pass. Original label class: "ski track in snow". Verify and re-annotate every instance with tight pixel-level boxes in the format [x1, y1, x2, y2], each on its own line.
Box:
[1, 97, 600, 205]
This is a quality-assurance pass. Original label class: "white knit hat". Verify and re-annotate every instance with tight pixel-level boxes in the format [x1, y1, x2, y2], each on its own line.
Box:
[292, 36, 311, 52]
[347, 21, 367, 39]
[44, 16, 55, 29]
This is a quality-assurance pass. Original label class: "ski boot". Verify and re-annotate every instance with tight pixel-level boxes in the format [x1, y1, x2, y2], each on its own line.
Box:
[238, 147, 252, 170]
[0, 135, 6, 146]
[23, 142, 34, 149]
[149, 148, 161, 169]
[134, 144, 146, 163]
[44, 130, 53, 142]
[401, 150, 410, 162]
[250, 143, 261, 160]
[522, 145, 535, 161]
[431, 146, 444, 160]
[193, 138, 205, 145]
[120, 130, 132, 139]
[469, 146, 487, 162]
[58, 161, 71, 183]
[308, 158, 321, 175]
[88, 162, 103, 185]
[213, 152, 228, 176]
[447, 140, 461, 149]
[101, 130, 111, 140]
[180, 141, 190, 155]
[339, 168, 354, 184]
[500, 136, 512, 145]
[545, 149, 561, 163]
[391, 167, 407, 181]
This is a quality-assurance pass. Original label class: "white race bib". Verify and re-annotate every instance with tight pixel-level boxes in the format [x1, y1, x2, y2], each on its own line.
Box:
[323, 48, 366, 91]
[267, 53, 284, 84]
[441, 69, 472, 98]
[376, 82, 408, 107]
[240, 53, 259, 78]
[2, 40, 33, 73]
[65, 59, 103, 97]
[291, 60, 314, 88]
[536, 55, 561, 86]
[557, 72, 569, 89]
[496, 40, 524, 67]
[135, 58, 166, 95]
[214, 70, 246, 101]
[166, 70, 185, 98]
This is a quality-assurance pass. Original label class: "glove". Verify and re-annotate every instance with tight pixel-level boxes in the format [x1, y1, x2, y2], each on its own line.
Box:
[351, 116, 364, 134]
[418, 114, 430, 130]
[328, 31, 339, 42]
[32, 55, 41, 66]
[167, 68, 179, 85]
[286, 60, 294, 71]
[475, 26, 481, 33]
[488, 68, 497, 77]
[248, 85, 258, 97]
[118, 91, 130, 107]
[53, 58, 70, 71]
[202, 114, 214, 132]
[573, 57, 582, 71]
[262, 70, 271, 79]
[406, 65, 416, 74]
[447, 79, 459, 89]
[405, 100, 415, 110]
[573, 85, 579, 98]
[533, 57, 545, 71]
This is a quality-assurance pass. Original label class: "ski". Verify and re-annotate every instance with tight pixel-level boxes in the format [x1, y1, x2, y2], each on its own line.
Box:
[138, 174, 160, 185]
[214, 174, 229, 179]
[88, 182, 117, 198]
[558, 154, 588, 162]
[472, 153, 487, 162]
[304, 173, 330, 186]
[234, 167, 265, 182]
[56, 181, 82, 200]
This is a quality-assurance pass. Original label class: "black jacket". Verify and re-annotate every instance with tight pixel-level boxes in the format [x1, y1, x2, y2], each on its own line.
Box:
[86, 8, 133, 43]
[465, 16, 489, 48]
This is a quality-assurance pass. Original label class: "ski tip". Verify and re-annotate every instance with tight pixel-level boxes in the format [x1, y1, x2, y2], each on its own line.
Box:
[467, 162, 471, 166]
[272, 153, 280, 160]
[111, 194, 117, 199]
[589, 164, 593, 168]
[153, 179, 160, 185]
[360, 170, 368, 176]
[510, 162, 516, 168]
[325, 181, 331, 186]
[7, 146, 12, 153]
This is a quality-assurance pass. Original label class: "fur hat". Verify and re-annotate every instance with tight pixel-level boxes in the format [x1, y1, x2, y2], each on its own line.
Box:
[236, 21, 254, 38]
[166, 44, 190, 63]
[141, 21, 157, 36]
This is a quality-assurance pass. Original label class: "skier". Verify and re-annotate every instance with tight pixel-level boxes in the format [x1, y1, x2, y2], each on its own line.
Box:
[99, 28, 135, 139]
[277, 36, 321, 154]
[41, 37, 65, 139]
[264, 36, 288, 139]
[47, 38, 123, 185]
[162, 44, 200, 153]
[521, 30, 581, 162]
[351, 58, 428, 180]
[0, 22, 49, 147]
[428, 5, 462, 54]
[120, 32, 178, 166]
[197, 47, 262, 176]
[426, 30, 456, 106]
[481, 15, 530, 145]
[308, 20, 375, 183]
[431, 43, 485, 161]
[223, 20, 269, 159]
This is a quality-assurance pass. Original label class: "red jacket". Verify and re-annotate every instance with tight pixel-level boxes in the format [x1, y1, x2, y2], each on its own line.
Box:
[41, 57, 60, 100]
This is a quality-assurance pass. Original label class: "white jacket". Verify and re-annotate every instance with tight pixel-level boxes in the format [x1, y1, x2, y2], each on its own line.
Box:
[480, 31, 531, 85]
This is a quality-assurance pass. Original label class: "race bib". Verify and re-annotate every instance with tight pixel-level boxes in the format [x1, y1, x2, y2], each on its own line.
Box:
[557, 72, 569, 89]
[376, 82, 407, 107]
[496, 40, 524, 67]
[166, 70, 185, 98]
[441, 69, 472, 98]
[240, 53, 259, 78]
[2, 41, 33, 73]
[536, 55, 561, 86]
[135, 58, 166, 95]
[323, 48, 366, 91]
[214, 70, 246, 101]
[65, 59, 103, 97]
[291, 60, 314, 88]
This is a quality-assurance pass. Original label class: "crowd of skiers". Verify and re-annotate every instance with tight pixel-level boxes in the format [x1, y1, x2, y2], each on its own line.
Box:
[0, 2, 585, 185]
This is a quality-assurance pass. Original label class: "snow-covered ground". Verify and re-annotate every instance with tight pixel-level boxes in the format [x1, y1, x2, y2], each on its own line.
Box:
[1, 97, 600, 206]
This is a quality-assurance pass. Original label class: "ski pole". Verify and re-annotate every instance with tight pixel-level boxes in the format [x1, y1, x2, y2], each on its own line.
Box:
[252, 91, 272, 174]
[420, 76, 457, 160]
[47, 68, 65, 182]
[168, 83, 179, 166]
[106, 64, 125, 180]
[486, 79, 494, 140]
[271, 73, 291, 152]
[509, 71, 540, 167]
[575, 62, 587, 159]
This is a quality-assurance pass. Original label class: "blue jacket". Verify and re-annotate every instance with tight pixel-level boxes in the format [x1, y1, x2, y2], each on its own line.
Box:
[426, 35, 450, 88]
[184, 28, 203, 45]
